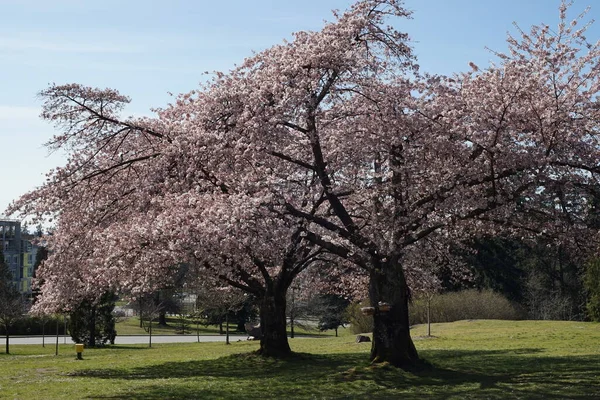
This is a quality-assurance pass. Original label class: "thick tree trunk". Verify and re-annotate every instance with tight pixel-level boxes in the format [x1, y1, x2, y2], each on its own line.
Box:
[5, 331, 9, 354]
[369, 258, 419, 368]
[258, 290, 291, 357]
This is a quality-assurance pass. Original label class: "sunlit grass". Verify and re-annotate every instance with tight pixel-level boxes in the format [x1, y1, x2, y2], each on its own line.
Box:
[115, 316, 339, 337]
[115, 316, 222, 336]
[1, 320, 599, 399]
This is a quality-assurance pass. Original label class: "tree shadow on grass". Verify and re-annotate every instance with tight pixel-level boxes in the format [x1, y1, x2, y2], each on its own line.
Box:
[104, 346, 149, 351]
[414, 349, 600, 399]
[77, 349, 600, 400]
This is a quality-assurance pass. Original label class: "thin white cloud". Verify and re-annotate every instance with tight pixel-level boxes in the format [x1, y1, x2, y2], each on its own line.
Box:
[0, 105, 41, 120]
[0, 104, 152, 122]
[0, 0, 83, 7]
[0, 37, 144, 54]
[0, 51, 216, 75]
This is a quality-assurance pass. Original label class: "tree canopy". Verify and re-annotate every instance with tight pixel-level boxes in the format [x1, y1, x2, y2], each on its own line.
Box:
[8, 0, 600, 367]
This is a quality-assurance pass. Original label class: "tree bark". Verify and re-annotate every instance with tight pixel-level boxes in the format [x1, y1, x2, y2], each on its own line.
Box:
[5, 330, 9, 354]
[369, 257, 419, 368]
[258, 290, 291, 357]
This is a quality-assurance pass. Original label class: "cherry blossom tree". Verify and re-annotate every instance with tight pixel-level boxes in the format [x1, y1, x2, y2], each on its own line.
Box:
[172, 0, 600, 367]
[9, 0, 600, 369]
[9, 82, 328, 356]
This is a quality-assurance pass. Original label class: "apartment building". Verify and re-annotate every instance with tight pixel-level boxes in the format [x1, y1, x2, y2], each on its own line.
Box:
[0, 218, 39, 294]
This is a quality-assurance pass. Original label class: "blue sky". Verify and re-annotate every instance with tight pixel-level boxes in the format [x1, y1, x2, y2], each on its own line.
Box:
[1, 0, 598, 215]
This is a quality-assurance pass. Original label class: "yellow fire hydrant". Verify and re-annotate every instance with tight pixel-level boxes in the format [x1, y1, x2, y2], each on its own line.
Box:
[75, 343, 84, 360]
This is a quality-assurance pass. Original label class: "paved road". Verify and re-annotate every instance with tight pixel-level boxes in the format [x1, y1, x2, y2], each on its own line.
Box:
[9, 334, 250, 345]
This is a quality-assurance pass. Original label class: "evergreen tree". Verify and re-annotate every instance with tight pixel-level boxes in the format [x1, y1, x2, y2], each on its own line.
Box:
[461, 237, 526, 302]
[0, 249, 27, 353]
[68, 292, 117, 347]
[314, 294, 350, 337]
[30, 245, 49, 304]
[452, 236, 587, 321]
[584, 259, 600, 322]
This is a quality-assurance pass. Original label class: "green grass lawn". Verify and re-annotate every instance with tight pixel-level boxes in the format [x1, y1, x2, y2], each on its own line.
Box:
[115, 316, 223, 336]
[115, 316, 334, 337]
[1, 320, 599, 399]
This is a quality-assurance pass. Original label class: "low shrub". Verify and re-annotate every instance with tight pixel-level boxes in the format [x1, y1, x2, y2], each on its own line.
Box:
[584, 259, 600, 322]
[0, 316, 66, 336]
[345, 300, 373, 334]
[409, 289, 524, 324]
[345, 289, 522, 334]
